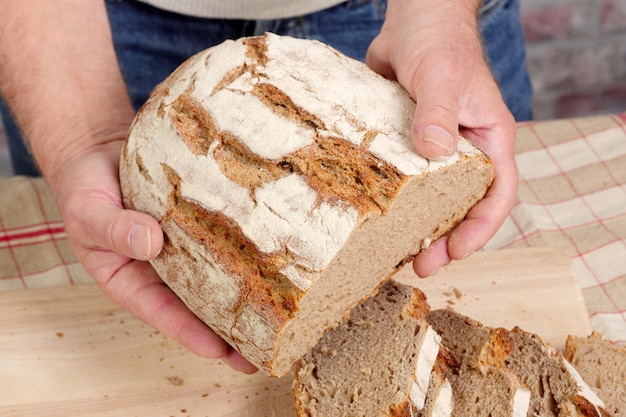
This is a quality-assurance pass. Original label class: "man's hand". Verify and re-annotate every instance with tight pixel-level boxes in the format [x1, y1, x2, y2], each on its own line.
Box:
[57, 140, 257, 373]
[366, 0, 518, 276]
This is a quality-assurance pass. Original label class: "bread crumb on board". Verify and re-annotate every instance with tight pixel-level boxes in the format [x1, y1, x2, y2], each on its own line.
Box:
[442, 287, 463, 299]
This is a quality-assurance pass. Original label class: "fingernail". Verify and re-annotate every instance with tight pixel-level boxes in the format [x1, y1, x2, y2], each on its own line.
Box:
[424, 125, 454, 154]
[130, 225, 152, 259]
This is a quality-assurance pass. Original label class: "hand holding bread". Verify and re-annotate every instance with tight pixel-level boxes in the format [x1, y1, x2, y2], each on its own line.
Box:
[120, 33, 496, 375]
[367, 0, 518, 276]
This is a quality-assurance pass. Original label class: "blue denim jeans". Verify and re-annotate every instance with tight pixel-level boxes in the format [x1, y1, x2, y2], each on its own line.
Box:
[0, 0, 531, 176]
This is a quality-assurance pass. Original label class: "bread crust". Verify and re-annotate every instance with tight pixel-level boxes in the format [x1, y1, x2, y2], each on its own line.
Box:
[120, 33, 493, 376]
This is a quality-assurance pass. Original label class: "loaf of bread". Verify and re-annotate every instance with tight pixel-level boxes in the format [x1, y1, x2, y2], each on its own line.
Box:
[119, 33, 494, 377]
[565, 332, 625, 417]
[427, 309, 608, 417]
[293, 280, 449, 417]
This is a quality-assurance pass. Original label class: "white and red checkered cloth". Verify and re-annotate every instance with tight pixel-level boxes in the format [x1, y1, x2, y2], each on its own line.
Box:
[1, 113, 625, 343]
[485, 113, 626, 343]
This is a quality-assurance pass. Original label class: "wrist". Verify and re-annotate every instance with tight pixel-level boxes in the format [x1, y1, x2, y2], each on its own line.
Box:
[35, 99, 133, 187]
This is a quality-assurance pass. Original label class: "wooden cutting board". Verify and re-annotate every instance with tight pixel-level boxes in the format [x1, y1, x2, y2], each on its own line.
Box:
[0, 248, 591, 417]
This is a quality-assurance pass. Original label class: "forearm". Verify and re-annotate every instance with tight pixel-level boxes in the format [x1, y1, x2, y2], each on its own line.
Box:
[0, 0, 134, 192]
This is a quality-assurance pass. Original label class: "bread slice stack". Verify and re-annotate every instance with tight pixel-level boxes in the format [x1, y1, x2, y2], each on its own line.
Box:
[423, 311, 531, 417]
[294, 283, 620, 417]
[427, 309, 608, 417]
[293, 281, 529, 417]
[120, 33, 494, 376]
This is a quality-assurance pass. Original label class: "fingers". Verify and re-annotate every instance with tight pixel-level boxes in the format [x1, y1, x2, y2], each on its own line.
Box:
[412, 236, 450, 278]
[63, 190, 163, 261]
[367, 33, 461, 161]
[413, 131, 519, 277]
[413, 181, 516, 277]
[103, 259, 258, 372]
[409, 70, 460, 160]
[56, 145, 257, 374]
[58, 142, 164, 262]
[107, 209, 163, 261]
[223, 349, 260, 374]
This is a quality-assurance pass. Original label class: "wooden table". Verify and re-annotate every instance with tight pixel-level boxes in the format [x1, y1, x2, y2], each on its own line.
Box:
[0, 248, 591, 417]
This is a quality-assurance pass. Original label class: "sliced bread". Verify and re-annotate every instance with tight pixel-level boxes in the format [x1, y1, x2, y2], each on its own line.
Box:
[293, 280, 447, 417]
[505, 327, 607, 417]
[565, 332, 625, 417]
[447, 366, 530, 417]
[420, 349, 457, 417]
[427, 309, 607, 417]
[424, 309, 529, 417]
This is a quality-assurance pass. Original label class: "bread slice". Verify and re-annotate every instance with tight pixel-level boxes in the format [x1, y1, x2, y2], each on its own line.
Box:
[427, 309, 607, 417]
[565, 332, 625, 417]
[293, 281, 446, 417]
[120, 33, 494, 376]
[448, 367, 530, 417]
[425, 308, 514, 372]
[505, 327, 607, 417]
[424, 310, 529, 417]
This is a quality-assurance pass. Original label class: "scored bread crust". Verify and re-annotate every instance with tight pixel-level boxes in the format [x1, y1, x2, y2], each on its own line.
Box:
[120, 33, 494, 377]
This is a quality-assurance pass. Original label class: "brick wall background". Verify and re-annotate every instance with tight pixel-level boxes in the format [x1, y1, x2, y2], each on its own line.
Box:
[521, 0, 626, 119]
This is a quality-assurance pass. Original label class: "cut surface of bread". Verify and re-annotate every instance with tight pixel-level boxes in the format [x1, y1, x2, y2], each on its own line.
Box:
[293, 281, 441, 417]
[420, 349, 457, 417]
[425, 310, 529, 417]
[565, 332, 626, 417]
[448, 367, 530, 417]
[120, 33, 494, 376]
[505, 327, 606, 417]
[424, 308, 514, 371]
[427, 309, 606, 417]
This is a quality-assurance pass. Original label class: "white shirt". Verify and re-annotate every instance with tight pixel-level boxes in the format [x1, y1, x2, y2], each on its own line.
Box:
[138, 0, 346, 19]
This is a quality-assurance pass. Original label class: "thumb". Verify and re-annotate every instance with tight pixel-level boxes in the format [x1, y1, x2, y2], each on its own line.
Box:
[64, 194, 164, 261]
[365, 32, 396, 81]
[101, 206, 163, 260]
[409, 72, 460, 160]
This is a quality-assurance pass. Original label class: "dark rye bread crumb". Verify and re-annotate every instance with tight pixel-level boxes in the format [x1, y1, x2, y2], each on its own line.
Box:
[447, 367, 529, 417]
[293, 281, 434, 417]
[425, 310, 529, 417]
[120, 33, 494, 376]
[425, 309, 514, 372]
[427, 309, 608, 417]
[565, 332, 626, 417]
[505, 328, 607, 417]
